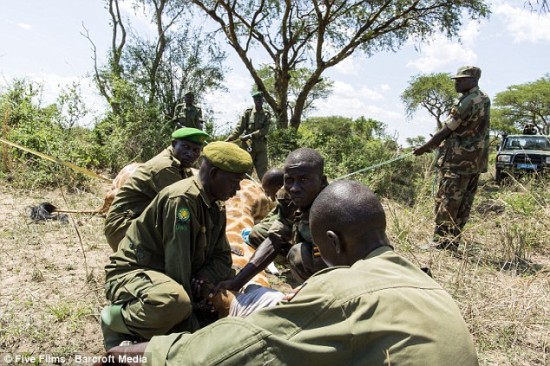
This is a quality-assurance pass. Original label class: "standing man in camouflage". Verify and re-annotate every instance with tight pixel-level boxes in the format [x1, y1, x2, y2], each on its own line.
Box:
[101, 141, 253, 350]
[104, 128, 208, 251]
[172, 91, 203, 130]
[414, 66, 490, 250]
[225, 91, 271, 179]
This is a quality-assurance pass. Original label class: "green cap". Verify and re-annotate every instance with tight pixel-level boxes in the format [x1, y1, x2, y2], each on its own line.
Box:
[203, 141, 253, 173]
[184, 91, 194, 97]
[451, 66, 481, 80]
[252, 91, 263, 98]
[172, 127, 209, 144]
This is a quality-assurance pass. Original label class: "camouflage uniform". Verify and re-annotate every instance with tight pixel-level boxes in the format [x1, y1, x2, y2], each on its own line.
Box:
[256, 187, 327, 284]
[104, 146, 194, 251]
[226, 106, 271, 179]
[104, 176, 233, 340]
[248, 188, 290, 248]
[145, 246, 479, 366]
[172, 104, 203, 130]
[434, 83, 490, 245]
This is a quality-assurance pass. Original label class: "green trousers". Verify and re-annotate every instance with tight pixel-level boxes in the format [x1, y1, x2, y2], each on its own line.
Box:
[104, 270, 198, 340]
[287, 242, 328, 284]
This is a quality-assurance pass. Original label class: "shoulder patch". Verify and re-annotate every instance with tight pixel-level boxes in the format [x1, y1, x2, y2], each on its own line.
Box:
[177, 207, 191, 223]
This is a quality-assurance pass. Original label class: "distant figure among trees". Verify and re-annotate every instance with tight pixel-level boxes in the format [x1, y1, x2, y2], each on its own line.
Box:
[172, 92, 203, 130]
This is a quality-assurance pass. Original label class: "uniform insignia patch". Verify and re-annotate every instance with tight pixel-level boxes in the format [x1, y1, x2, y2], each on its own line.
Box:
[177, 207, 191, 224]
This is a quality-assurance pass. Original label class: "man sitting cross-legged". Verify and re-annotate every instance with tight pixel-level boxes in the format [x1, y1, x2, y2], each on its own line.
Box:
[98, 180, 478, 366]
[100, 141, 252, 350]
[246, 167, 284, 248]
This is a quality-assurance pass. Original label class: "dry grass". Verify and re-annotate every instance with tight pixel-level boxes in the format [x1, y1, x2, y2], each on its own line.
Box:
[386, 173, 550, 366]
[0, 174, 548, 365]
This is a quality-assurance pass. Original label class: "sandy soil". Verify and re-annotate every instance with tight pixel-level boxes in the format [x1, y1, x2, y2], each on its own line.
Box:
[0, 179, 548, 365]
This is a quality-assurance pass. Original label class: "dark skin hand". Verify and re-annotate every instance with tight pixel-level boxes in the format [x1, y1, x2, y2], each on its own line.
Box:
[92, 342, 149, 366]
[413, 125, 453, 156]
[192, 277, 216, 312]
[414, 76, 477, 156]
[214, 237, 283, 292]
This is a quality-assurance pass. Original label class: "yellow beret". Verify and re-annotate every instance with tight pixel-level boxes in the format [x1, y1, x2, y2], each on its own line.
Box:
[203, 141, 253, 174]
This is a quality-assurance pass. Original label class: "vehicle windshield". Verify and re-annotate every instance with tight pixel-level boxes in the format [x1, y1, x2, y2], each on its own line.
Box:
[504, 136, 550, 151]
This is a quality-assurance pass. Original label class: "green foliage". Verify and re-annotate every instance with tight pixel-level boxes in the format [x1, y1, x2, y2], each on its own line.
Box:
[267, 116, 422, 204]
[0, 79, 97, 188]
[257, 65, 334, 121]
[405, 135, 426, 147]
[492, 75, 550, 135]
[191, 0, 489, 128]
[401, 72, 457, 130]
[267, 128, 301, 167]
[86, 1, 228, 172]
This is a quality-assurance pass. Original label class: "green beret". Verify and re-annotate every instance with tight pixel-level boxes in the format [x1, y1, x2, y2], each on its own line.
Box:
[252, 91, 263, 98]
[172, 127, 209, 144]
[451, 66, 481, 80]
[203, 141, 253, 174]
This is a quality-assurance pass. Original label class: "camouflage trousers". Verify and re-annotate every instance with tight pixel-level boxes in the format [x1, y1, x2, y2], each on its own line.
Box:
[434, 171, 480, 242]
[287, 242, 328, 284]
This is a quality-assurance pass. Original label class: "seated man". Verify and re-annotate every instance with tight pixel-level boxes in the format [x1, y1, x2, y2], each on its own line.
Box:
[220, 148, 329, 289]
[104, 128, 208, 251]
[100, 141, 253, 350]
[260, 167, 284, 201]
[246, 167, 284, 248]
[100, 180, 479, 366]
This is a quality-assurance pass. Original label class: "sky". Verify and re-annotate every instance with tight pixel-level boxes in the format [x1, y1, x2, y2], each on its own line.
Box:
[1, 1, 549, 144]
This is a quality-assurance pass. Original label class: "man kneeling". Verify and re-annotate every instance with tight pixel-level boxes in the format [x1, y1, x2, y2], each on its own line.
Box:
[99, 180, 479, 366]
[100, 141, 252, 350]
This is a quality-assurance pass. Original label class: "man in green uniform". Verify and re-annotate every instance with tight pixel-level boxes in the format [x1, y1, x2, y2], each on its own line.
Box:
[260, 167, 284, 201]
[225, 91, 271, 179]
[100, 180, 479, 366]
[414, 66, 490, 251]
[100, 141, 253, 350]
[217, 148, 328, 289]
[247, 167, 284, 248]
[104, 128, 209, 251]
[171, 91, 203, 130]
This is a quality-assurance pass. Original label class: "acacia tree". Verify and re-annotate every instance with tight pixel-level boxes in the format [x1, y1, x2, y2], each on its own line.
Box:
[257, 66, 333, 121]
[492, 75, 550, 135]
[187, 0, 489, 129]
[83, 0, 226, 164]
[401, 73, 457, 130]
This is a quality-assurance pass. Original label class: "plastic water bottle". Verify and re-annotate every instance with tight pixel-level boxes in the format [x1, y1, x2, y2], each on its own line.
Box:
[241, 228, 251, 244]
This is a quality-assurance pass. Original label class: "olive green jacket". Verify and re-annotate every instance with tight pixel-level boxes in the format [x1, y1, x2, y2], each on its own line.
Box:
[172, 104, 203, 130]
[145, 246, 478, 366]
[266, 187, 313, 252]
[105, 176, 233, 298]
[104, 147, 193, 250]
[227, 106, 271, 151]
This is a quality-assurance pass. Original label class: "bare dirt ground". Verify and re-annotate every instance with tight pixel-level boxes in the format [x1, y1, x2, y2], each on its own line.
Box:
[0, 178, 548, 365]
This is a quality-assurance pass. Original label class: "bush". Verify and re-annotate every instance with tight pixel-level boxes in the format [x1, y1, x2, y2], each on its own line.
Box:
[267, 116, 424, 205]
